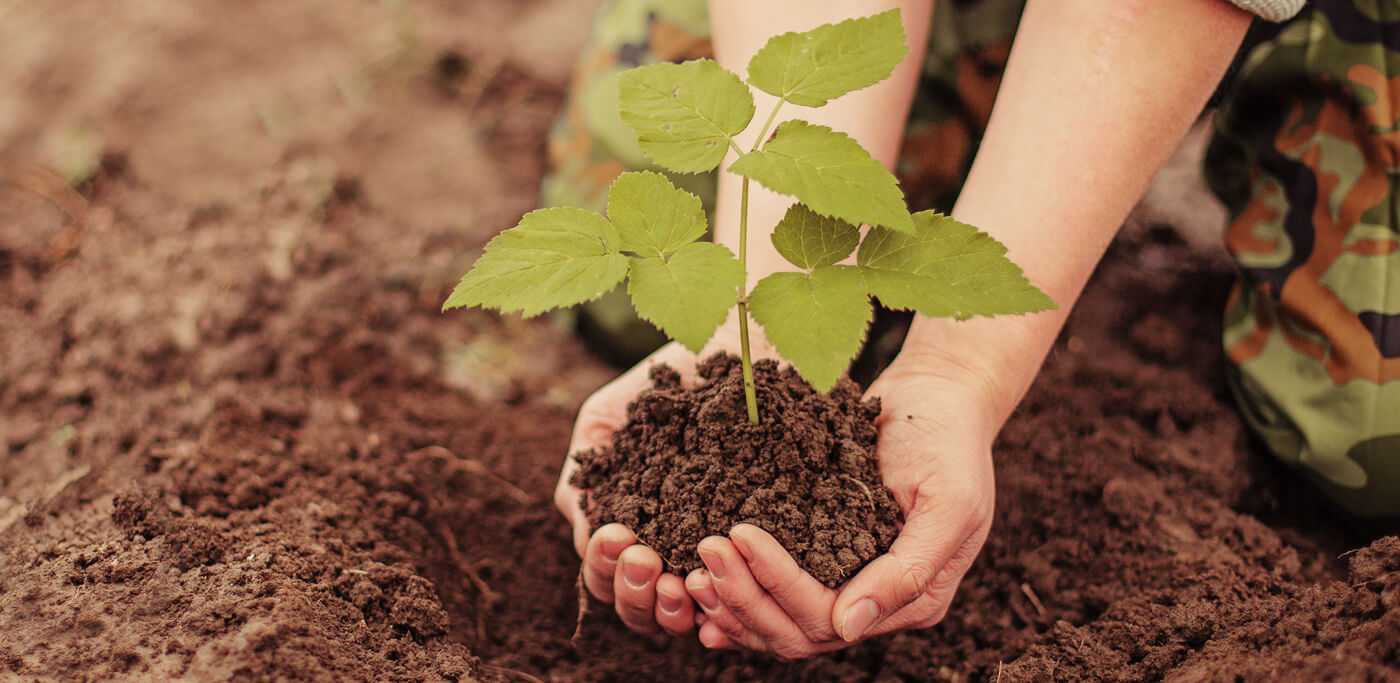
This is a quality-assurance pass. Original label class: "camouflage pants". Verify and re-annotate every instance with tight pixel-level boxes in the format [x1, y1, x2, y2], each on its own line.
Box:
[1207, 1, 1400, 517]
[545, 0, 1400, 517]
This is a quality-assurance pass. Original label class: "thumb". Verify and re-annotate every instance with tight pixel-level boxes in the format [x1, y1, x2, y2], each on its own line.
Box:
[830, 501, 979, 641]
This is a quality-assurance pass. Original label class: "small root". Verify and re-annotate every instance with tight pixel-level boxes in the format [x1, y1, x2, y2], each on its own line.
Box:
[571, 568, 590, 651]
[480, 664, 545, 683]
[436, 520, 495, 643]
[414, 445, 532, 504]
[840, 474, 876, 513]
[1020, 582, 1047, 618]
[1353, 569, 1400, 587]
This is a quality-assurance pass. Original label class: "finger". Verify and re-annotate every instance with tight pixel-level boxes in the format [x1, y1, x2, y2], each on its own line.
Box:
[687, 570, 767, 653]
[831, 499, 983, 642]
[612, 544, 663, 634]
[697, 535, 820, 654]
[654, 573, 694, 636]
[553, 466, 590, 558]
[865, 529, 986, 637]
[727, 524, 839, 640]
[697, 621, 741, 651]
[583, 523, 637, 603]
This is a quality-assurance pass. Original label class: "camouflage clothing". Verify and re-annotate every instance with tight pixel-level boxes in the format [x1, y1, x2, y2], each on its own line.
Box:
[545, 0, 1400, 516]
[1207, 0, 1400, 517]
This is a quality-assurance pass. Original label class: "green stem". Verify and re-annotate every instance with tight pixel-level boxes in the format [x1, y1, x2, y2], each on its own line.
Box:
[738, 177, 759, 424]
[750, 101, 784, 152]
[733, 99, 783, 425]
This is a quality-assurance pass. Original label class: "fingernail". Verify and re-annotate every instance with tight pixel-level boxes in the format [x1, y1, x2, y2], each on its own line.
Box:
[691, 581, 719, 612]
[698, 548, 726, 580]
[728, 528, 753, 559]
[621, 560, 652, 589]
[601, 540, 627, 562]
[699, 626, 726, 649]
[656, 588, 683, 614]
[839, 598, 880, 642]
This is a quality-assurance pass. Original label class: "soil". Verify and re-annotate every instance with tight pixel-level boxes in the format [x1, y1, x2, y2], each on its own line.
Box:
[0, 1, 1398, 681]
[570, 355, 901, 588]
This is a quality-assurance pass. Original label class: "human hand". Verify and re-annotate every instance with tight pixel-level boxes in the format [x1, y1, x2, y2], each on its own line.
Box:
[683, 350, 1000, 657]
[555, 341, 701, 636]
[555, 321, 776, 636]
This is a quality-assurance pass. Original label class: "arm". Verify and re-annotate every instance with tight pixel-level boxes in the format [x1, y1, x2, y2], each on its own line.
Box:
[687, 0, 1253, 657]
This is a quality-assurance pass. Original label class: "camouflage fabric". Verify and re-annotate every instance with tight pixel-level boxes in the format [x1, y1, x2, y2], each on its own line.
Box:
[542, 0, 1023, 363]
[1207, 0, 1400, 517]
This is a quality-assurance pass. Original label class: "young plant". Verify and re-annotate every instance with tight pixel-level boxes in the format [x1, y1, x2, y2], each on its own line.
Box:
[444, 10, 1055, 423]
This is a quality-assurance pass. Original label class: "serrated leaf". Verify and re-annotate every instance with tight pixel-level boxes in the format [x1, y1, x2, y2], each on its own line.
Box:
[607, 171, 708, 256]
[730, 120, 914, 234]
[444, 208, 628, 317]
[627, 242, 743, 352]
[747, 10, 909, 107]
[619, 60, 755, 173]
[857, 211, 1057, 319]
[771, 203, 860, 270]
[749, 267, 872, 392]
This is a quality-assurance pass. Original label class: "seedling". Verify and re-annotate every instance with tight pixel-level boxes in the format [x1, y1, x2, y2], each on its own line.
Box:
[444, 10, 1054, 423]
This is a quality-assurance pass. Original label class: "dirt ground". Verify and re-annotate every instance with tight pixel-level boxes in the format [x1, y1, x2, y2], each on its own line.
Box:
[1, 1, 1397, 681]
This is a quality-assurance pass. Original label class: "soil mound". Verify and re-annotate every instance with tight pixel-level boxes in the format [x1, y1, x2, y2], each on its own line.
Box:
[572, 354, 900, 588]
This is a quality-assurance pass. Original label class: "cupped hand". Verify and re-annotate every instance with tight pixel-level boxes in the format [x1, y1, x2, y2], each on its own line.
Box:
[555, 321, 776, 637]
[684, 351, 1001, 658]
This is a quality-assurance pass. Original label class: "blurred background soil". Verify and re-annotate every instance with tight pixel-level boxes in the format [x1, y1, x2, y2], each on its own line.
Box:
[0, 1, 1396, 680]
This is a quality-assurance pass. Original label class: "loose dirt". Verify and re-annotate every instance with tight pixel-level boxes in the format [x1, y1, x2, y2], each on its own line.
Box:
[571, 355, 900, 588]
[0, 1, 1396, 681]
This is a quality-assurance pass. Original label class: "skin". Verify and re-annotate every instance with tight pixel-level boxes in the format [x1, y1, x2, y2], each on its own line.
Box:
[556, 0, 1253, 658]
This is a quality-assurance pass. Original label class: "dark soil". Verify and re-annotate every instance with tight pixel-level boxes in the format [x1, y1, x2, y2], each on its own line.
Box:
[571, 355, 901, 588]
[1, 1, 1397, 681]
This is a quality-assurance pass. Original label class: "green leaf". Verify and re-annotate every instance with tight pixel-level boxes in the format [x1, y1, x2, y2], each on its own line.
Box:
[749, 267, 872, 392]
[443, 208, 629, 317]
[619, 60, 755, 173]
[730, 120, 914, 234]
[771, 203, 860, 270]
[746, 10, 909, 107]
[857, 211, 1058, 320]
[607, 171, 709, 256]
[627, 242, 744, 352]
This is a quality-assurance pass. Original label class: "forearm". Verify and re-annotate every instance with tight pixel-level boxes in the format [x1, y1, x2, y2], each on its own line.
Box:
[709, 0, 933, 285]
[899, 0, 1252, 435]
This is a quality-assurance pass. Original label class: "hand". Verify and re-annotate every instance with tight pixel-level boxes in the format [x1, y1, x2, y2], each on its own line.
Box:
[555, 342, 700, 636]
[683, 351, 1000, 658]
[555, 321, 775, 636]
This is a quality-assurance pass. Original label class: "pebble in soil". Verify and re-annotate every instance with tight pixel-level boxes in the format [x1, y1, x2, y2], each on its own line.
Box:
[570, 354, 902, 588]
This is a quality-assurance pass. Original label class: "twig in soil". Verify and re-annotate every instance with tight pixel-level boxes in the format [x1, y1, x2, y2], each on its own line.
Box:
[571, 568, 590, 651]
[995, 661, 1003, 683]
[414, 445, 532, 504]
[1020, 582, 1047, 618]
[480, 664, 545, 683]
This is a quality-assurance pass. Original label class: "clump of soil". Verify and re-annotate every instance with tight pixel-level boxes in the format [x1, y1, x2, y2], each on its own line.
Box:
[571, 354, 901, 587]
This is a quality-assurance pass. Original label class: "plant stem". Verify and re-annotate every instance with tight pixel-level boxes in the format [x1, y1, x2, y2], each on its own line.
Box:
[737, 176, 760, 424]
[733, 100, 784, 426]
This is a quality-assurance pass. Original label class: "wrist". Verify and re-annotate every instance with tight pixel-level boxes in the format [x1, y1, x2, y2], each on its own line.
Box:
[888, 312, 1064, 431]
